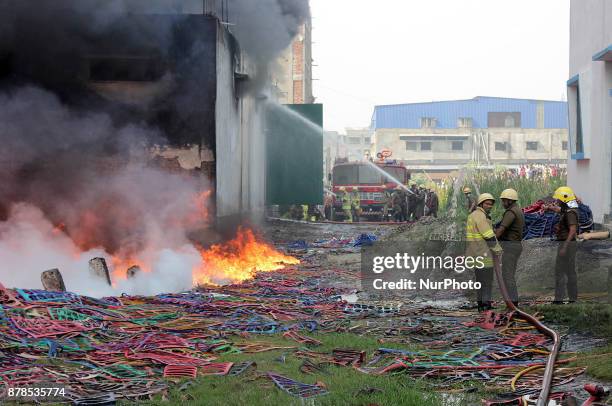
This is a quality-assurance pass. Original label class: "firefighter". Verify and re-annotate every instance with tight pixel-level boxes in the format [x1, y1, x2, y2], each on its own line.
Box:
[416, 185, 426, 219]
[545, 186, 579, 304]
[407, 182, 418, 221]
[339, 187, 353, 222]
[427, 186, 439, 218]
[466, 193, 502, 312]
[463, 187, 477, 213]
[382, 184, 394, 221]
[392, 186, 405, 222]
[350, 187, 361, 222]
[494, 188, 524, 306]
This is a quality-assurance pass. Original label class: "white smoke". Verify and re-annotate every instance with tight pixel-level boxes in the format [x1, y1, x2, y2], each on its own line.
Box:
[0, 204, 199, 297]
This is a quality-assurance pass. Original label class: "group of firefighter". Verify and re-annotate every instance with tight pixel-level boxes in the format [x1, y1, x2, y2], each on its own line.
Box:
[337, 182, 439, 223]
[463, 185, 580, 311]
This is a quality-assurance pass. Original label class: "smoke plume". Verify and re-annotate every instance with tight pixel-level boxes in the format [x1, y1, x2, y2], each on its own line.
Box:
[0, 0, 308, 295]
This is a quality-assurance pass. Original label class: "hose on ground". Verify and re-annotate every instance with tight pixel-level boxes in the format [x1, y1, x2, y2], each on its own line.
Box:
[493, 253, 561, 406]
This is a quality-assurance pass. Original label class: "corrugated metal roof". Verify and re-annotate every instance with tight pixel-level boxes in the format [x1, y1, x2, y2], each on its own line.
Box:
[371, 96, 568, 129]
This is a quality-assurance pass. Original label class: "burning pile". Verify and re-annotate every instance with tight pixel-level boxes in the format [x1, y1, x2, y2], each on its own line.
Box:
[194, 228, 300, 286]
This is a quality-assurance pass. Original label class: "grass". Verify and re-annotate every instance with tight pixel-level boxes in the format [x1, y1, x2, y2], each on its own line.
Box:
[140, 332, 444, 406]
[528, 303, 612, 338]
[526, 303, 612, 382]
[569, 344, 612, 381]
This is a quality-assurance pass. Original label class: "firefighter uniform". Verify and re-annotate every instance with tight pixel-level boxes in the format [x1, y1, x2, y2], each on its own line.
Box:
[392, 188, 405, 222]
[350, 188, 361, 222]
[382, 186, 394, 221]
[466, 194, 499, 310]
[497, 189, 525, 305]
[340, 188, 353, 222]
[416, 186, 426, 219]
[552, 186, 579, 303]
[407, 184, 418, 221]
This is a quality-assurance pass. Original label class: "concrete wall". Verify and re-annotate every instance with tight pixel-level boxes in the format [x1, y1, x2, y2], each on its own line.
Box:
[215, 24, 265, 222]
[568, 0, 612, 223]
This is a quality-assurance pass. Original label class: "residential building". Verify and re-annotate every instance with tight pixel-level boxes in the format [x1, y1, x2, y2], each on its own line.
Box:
[567, 0, 612, 224]
[370, 97, 568, 180]
[344, 128, 373, 162]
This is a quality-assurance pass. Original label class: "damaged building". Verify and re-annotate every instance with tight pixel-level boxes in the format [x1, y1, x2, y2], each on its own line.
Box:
[0, 0, 272, 233]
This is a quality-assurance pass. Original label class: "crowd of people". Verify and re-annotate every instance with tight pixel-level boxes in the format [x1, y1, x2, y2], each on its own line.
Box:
[499, 164, 566, 180]
[330, 182, 439, 223]
[463, 185, 579, 311]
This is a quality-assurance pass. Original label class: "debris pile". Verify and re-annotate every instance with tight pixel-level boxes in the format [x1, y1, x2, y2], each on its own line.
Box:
[521, 200, 593, 240]
[0, 254, 589, 403]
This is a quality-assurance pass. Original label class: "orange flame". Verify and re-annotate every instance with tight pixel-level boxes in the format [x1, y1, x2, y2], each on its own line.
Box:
[193, 227, 299, 286]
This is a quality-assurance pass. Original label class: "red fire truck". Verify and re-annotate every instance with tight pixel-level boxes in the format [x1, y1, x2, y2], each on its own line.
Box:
[331, 158, 410, 221]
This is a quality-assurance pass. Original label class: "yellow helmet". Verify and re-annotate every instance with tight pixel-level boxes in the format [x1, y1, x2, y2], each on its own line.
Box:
[477, 193, 495, 206]
[553, 186, 576, 203]
[500, 188, 519, 201]
[339, 187, 346, 192]
[463, 187, 472, 194]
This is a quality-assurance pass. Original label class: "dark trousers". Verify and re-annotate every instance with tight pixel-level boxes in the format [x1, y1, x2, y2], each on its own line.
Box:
[407, 207, 416, 221]
[475, 267, 494, 304]
[501, 244, 522, 302]
[554, 242, 577, 301]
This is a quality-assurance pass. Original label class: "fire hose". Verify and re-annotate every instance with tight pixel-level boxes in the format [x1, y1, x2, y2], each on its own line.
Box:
[493, 253, 560, 406]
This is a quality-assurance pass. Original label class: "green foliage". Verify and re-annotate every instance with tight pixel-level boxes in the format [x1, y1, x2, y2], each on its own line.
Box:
[442, 166, 566, 222]
[529, 303, 612, 338]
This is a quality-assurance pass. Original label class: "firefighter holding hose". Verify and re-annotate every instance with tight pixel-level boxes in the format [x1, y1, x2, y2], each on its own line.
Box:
[466, 193, 503, 311]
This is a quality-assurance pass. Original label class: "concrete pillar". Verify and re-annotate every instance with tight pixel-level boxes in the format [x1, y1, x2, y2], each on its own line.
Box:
[88, 258, 111, 286]
[41, 269, 66, 292]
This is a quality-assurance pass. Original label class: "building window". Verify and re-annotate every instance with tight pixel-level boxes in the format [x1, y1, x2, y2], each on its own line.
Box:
[420, 117, 437, 128]
[495, 142, 507, 151]
[526, 141, 538, 151]
[364, 137, 371, 144]
[405, 141, 417, 151]
[420, 141, 432, 151]
[458, 117, 472, 128]
[451, 141, 463, 151]
[562, 141, 568, 151]
[488, 112, 521, 128]
[347, 137, 361, 144]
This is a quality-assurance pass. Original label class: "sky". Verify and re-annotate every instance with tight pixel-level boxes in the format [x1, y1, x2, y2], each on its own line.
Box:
[309, 0, 570, 133]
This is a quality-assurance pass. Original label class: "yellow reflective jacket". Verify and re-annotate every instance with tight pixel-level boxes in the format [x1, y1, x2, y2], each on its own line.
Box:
[466, 206, 495, 267]
[341, 193, 352, 210]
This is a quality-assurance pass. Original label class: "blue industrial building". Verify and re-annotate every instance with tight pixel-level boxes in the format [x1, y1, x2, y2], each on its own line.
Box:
[371, 96, 568, 130]
[369, 97, 569, 179]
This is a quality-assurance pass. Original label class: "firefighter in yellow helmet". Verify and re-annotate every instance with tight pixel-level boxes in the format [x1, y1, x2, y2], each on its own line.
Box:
[494, 188, 524, 306]
[350, 187, 361, 222]
[339, 187, 353, 222]
[466, 193, 502, 311]
[463, 186, 477, 213]
[545, 186, 579, 303]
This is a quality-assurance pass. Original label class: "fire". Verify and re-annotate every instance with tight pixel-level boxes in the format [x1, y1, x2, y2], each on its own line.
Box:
[109, 255, 150, 283]
[193, 227, 300, 286]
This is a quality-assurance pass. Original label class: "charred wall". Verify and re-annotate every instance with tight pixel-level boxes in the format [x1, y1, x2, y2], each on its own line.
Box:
[0, 11, 218, 151]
